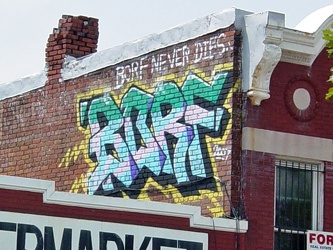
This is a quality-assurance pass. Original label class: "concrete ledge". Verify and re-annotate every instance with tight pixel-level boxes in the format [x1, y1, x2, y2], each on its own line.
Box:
[0, 174, 248, 233]
[242, 127, 333, 161]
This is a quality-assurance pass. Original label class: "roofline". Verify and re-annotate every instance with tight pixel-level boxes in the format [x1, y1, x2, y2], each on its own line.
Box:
[0, 8, 251, 101]
[1, 6, 333, 106]
[61, 8, 251, 81]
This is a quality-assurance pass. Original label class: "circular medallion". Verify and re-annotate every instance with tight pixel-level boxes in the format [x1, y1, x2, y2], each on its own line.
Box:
[293, 88, 311, 110]
[284, 77, 317, 122]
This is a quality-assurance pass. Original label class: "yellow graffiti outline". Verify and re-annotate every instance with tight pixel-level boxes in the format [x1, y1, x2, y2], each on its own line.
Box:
[59, 62, 237, 217]
[70, 173, 88, 194]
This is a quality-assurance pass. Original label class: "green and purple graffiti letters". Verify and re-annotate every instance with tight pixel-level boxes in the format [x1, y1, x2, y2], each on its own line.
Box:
[79, 71, 232, 194]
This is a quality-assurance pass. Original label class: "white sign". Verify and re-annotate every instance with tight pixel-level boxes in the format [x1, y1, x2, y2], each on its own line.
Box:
[307, 230, 333, 250]
[0, 211, 208, 250]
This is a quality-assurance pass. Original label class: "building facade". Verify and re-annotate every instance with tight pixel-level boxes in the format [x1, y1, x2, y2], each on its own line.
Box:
[1, 5, 333, 249]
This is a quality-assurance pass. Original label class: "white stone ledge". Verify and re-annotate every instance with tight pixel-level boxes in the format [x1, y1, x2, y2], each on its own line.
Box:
[0, 175, 248, 233]
[242, 127, 333, 162]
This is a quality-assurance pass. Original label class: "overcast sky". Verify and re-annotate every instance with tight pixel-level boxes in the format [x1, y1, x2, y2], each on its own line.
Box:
[0, 0, 332, 84]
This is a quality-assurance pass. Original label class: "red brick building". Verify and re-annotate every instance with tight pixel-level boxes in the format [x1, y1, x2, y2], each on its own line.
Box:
[1, 5, 333, 249]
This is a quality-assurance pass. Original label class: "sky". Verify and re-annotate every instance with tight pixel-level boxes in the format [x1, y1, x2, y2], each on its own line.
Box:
[0, 0, 332, 84]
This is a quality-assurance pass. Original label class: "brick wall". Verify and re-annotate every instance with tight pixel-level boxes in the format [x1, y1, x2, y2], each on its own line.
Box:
[242, 151, 275, 250]
[0, 16, 242, 218]
[242, 48, 333, 248]
[245, 50, 333, 137]
[242, 153, 333, 249]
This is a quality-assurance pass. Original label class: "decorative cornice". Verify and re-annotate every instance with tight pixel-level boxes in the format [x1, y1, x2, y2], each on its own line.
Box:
[280, 5, 333, 66]
[242, 5, 333, 105]
[247, 44, 282, 105]
[280, 28, 318, 66]
[242, 11, 284, 106]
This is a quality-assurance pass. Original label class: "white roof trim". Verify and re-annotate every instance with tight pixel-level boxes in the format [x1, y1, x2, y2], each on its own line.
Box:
[0, 8, 250, 101]
[0, 175, 248, 233]
[0, 70, 47, 101]
[2, 6, 332, 105]
[61, 8, 250, 81]
[280, 5, 333, 66]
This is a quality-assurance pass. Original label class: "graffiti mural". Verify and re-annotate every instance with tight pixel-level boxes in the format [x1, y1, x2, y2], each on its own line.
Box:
[56, 64, 236, 216]
[56, 28, 237, 217]
[77, 70, 232, 196]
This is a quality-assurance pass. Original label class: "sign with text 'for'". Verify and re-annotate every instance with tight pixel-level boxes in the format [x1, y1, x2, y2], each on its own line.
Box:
[307, 230, 333, 250]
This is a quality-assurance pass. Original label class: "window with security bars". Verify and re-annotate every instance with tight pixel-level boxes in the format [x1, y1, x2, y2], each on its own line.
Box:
[274, 160, 323, 250]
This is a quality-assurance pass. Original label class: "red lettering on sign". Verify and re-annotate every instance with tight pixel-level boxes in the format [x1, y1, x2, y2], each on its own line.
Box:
[318, 234, 325, 244]
[327, 235, 333, 245]
[310, 233, 316, 243]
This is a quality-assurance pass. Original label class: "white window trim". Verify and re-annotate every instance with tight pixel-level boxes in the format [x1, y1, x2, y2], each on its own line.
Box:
[274, 158, 324, 233]
[313, 168, 324, 231]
